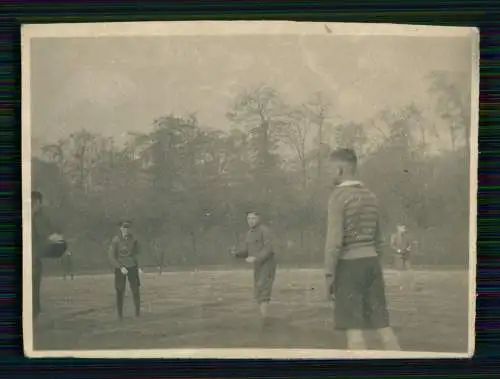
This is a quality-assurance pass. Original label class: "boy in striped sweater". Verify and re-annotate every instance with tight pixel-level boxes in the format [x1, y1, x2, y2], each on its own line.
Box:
[324, 148, 400, 351]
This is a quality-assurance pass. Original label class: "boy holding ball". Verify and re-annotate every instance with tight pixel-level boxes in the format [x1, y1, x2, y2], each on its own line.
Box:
[231, 211, 277, 322]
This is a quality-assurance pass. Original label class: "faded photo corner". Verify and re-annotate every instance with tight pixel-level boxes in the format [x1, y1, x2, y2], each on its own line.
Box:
[21, 21, 477, 359]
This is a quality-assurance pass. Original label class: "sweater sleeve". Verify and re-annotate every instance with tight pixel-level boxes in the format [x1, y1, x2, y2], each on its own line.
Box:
[375, 220, 386, 258]
[389, 234, 395, 250]
[108, 237, 121, 269]
[133, 239, 140, 265]
[324, 193, 344, 277]
[41, 210, 59, 238]
[254, 226, 274, 263]
[235, 236, 249, 258]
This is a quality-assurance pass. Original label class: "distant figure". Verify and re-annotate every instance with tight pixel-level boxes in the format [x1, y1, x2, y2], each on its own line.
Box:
[61, 250, 74, 280]
[31, 190, 65, 319]
[324, 148, 400, 351]
[108, 220, 141, 320]
[390, 225, 412, 270]
[231, 211, 277, 324]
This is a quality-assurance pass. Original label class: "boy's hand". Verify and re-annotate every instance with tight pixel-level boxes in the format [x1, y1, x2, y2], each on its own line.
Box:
[325, 275, 335, 301]
[138, 268, 144, 274]
[120, 267, 128, 275]
[245, 256, 256, 263]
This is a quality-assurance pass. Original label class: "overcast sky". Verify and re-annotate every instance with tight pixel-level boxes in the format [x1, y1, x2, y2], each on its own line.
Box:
[30, 35, 473, 152]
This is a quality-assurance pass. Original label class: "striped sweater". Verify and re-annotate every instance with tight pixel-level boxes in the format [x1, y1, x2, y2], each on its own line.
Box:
[324, 180, 384, 276]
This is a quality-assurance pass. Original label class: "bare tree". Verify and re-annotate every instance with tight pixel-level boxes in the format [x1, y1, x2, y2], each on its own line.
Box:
[64, 130, 98, 193]
[227, 85, 286, 191]
[277, 106, 311, 190]
[332, 121, 368, 158]
[427, 70, 470, 151]
[42, 138, 67, 177]
[302, 91, 332, 179]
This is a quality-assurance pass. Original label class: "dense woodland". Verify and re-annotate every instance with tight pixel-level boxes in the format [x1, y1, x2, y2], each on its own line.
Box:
[32, 70, 471, 274]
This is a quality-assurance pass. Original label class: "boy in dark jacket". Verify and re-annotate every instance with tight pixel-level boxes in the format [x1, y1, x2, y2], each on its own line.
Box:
[108, 220, 141, 320]
[231, 211, 277, 320]
[31, 190, 64, 319]
[390, 225, 412, 270]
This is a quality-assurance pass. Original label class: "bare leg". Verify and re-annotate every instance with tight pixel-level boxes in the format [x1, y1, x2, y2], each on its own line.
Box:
[259, 301, 269, 318]
[406, 259, 412, 271]
[346, 329, 367, 350]
[395, 256, 403, 271]
[376, 327, 401, 350]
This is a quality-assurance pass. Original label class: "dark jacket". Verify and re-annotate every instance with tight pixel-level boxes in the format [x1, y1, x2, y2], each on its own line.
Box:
[237, 224, 275, 265]
[32, 207, 59, 266]
[108, 233, 141, 269]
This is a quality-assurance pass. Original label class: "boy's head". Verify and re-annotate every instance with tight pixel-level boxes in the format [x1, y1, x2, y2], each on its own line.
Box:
[246, 211, 260, 229]
[397, 224, 406, 233]
[329, 148, 358, 186]
[119, 220, 132, 237]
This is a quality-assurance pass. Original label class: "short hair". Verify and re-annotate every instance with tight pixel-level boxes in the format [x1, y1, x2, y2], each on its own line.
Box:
[246, 211, 260, 217]
[329, 148, 358, 166]
[119, 220, 132, 227]
[31, 190, 43, 203]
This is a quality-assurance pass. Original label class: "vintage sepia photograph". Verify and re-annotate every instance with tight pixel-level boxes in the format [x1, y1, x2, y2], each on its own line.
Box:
[22, 21, 478, 359]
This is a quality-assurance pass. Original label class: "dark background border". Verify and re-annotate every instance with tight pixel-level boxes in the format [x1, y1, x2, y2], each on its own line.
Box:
[0, 1, 497, 377]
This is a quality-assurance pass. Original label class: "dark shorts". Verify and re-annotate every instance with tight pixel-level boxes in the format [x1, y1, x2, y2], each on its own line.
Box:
[114, 266, 140, 292]
[254, 257, 277, 303]
[334, 257, 390, 330]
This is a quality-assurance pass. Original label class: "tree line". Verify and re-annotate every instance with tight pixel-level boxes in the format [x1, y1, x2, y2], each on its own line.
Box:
[32, 70, 471, 274]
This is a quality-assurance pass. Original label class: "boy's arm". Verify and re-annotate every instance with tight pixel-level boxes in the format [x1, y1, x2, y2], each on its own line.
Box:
[254, 227, 273, 263]
[324, 194, 344, 281]
[389, 234, 396, 250]
[133, 239, 140, 266]
[37, 211, 64, 258]
[108, 238, 121, 269]
[44, 209, 66, 239]
[406, 235, 413, 250]
[375, 220, 385, 258]
[234, 239, 249, 258]
[39, 211, 60, 239]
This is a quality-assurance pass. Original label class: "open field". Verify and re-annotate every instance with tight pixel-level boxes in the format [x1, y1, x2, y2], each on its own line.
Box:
[31, 268, 470, 353]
